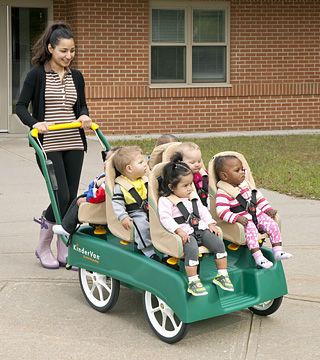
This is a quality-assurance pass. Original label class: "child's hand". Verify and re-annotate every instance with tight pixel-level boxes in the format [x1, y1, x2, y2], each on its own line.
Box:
[208, 223, 221, 236]
[236, 216, 248, 226]
[76, 197, 87, 206]
[175, 228, 189, 244]
[121, 217, 133, 230]
[265, 209, 277, 219]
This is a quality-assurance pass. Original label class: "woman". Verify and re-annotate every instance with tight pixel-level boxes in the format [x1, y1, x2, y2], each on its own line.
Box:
[16, 22, 92, 269]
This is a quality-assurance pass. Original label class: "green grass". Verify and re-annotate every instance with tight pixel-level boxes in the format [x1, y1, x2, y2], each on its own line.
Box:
[109, 134, 320, 200]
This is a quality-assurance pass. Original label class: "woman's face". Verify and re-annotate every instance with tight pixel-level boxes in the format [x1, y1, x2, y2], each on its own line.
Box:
[48, 38, 75, 70]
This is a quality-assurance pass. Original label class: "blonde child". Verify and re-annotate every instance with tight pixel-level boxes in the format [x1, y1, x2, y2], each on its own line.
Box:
[214, 155, 292, 269]
[158, 155, 234, 296]
[173, 142, 209, 206]
[112, 146, 155, 258]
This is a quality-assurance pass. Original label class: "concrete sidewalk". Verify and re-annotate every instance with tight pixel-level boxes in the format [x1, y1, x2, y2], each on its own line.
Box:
[0, 135, 319, 360]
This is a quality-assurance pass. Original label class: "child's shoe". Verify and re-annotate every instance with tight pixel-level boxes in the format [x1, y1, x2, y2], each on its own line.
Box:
[213, 274, 234, 292]
[253, 250, 273, 269]
[255, 256, 273, 269]
[273, 250, 293, 261]
[187, 279, 208, 296]
[52, 225, 70, 238]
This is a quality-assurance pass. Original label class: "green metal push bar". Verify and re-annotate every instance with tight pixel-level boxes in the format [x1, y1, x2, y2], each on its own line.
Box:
[28, 122, 111, 244]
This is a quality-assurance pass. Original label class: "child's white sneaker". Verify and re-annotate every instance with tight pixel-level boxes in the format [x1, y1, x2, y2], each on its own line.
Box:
[53, 225, 70, 237]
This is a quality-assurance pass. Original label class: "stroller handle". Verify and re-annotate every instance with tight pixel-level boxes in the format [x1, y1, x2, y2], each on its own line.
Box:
[28, 121, 111, 241]
[30, 121, 99, 138]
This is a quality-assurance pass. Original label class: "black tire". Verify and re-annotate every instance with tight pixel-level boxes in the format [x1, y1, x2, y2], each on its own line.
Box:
[249, 296, 283, 316]
[79, 268, 120, 313]
[143, 291, 188, 344]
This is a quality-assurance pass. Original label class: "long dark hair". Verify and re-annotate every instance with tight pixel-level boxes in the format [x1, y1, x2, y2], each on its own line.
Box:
[160, 153, 192, 196]
[31, 22, 74, 65]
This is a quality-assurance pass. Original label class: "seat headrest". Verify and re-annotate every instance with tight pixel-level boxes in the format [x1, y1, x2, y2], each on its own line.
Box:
[148, 142, 181, 170]
[208, 151, 256, 194]
[104, 154, 133, 242]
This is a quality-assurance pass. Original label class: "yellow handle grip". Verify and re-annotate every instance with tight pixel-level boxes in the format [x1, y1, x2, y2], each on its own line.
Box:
[30, 122, 99, 138]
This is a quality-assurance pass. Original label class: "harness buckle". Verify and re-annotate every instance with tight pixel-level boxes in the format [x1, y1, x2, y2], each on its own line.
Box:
[197, 188, 208, 199]
[189, 214, 199, 227]
[141, 200, 149, 213]
[246, 201, 256, 214]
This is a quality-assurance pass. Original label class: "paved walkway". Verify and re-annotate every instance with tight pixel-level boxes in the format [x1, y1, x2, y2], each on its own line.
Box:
[0, 135, 319, 360]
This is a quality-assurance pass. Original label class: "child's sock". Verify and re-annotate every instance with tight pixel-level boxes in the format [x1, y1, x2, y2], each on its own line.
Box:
[272, 246, 293, 261]
[252, 250, 273, 269]
[52, 225, 70, 237]
[188, 275, 199, 283]
[217, 269, 228, 276]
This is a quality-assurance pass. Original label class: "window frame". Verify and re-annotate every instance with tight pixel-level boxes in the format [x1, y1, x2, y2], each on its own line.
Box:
[149, 0, 230, 88]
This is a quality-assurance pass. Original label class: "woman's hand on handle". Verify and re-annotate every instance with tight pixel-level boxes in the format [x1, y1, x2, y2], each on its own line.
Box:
[78, 115, 92, 130]
[32, 122, 50, 134]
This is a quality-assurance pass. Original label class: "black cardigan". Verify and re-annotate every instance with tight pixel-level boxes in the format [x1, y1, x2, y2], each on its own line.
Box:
[16, 64, 89, 151]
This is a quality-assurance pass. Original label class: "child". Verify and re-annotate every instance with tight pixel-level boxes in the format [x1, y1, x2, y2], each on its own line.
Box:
[112, 146, 156, 258]
[155, 134, 178, 147]
[158, 155, 234, 297]
[214, 155, 292, 269]
[173, 142, 209, 206]
[53, 147, 120, 239]
[148, 134, 179, 169]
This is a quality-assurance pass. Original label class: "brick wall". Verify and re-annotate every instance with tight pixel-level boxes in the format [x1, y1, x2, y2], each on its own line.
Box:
[54, 0, 320, 135]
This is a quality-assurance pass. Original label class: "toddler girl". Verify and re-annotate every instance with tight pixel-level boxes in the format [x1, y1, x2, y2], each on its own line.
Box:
[214, 155, 292, 269]
[173, 142, 208, 206]
[158, 156, 234, 296]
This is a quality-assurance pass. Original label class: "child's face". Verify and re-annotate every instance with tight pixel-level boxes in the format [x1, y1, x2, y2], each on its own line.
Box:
[126, 153, 147, 179]
[220, 158, 245, 187]
[171, 173, 194, 198]
[183, 149, 202, 173]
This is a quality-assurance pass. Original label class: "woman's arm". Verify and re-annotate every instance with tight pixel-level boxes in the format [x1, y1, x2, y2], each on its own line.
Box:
[15, 70, 38, 128]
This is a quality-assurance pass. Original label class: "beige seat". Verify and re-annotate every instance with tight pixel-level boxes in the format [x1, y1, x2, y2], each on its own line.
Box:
[104, 155, 135, 242]
[148, 142, 181, 170]
[207, 151, 280, 246]
[161, 142, 207, 176]
[149, 162, 222, 258]
[78, 202, 107, 225]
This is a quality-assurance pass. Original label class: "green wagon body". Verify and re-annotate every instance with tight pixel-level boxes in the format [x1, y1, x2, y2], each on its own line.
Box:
[68, 226, 287, 324]
[28, 124, 288, 342]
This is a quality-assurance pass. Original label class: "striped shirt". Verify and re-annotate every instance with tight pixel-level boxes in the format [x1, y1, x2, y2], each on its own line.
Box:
[215, 180, 272, 223]
[42, 66, 84, 152]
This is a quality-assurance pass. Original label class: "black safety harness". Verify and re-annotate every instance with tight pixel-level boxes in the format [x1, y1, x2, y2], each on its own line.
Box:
[115, 176, 149, 214]
[197, 173, 209, 206]
[168, 193, 203, 243]
[217, 180, 258, 228]
[230, 189, 258, 227]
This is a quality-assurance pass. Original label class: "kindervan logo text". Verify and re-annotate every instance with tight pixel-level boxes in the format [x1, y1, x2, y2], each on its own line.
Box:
[73, 243, 101, 264]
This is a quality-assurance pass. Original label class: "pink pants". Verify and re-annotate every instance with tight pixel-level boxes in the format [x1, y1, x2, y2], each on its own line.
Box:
[245, 212, 281, 250]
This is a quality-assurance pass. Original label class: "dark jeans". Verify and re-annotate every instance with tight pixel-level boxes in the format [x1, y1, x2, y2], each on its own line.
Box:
[36, 150, 84, 223]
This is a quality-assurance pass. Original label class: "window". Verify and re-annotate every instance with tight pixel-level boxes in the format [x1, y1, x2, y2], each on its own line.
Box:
[11, 7, 48, 112]
[150, 1, 229, 86]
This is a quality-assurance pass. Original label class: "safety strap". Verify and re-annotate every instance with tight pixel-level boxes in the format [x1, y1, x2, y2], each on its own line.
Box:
[217, 180, 258, 226]
[197, 169, 209, 206]
[167, 193, 201, 237]
[115, 176, 148, 212]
